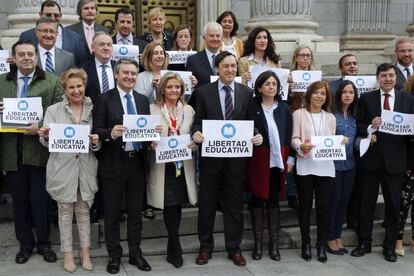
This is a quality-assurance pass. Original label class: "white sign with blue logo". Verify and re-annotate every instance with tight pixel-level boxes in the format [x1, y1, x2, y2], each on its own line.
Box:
[379, 110, 414, 135]
[344, 75, 378, 97]
[167, 51, 197, 64]
[0, 50, 10, 74]
[201, 120, 254, 158]
[123, 114, 161, 142]
[161, 70, 193, 95]
[310, 135, 346, 161]
[247, 66, 290, 101]
[155, 134, 192, 163]
[48, 123, 90, 153]
[2, 97, 43, 124]
[290, 70, 322, 93]
[112, 44, 139, 63]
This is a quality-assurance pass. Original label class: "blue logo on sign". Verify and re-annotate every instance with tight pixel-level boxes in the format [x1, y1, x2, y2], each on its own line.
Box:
[17, 100, 29, 111]
[221, 123, 236, 139]
[324, 138, 334, 148]
[168, 138, 178, 149]
[393, 114, 404, 124]
[137, 117, 147, 128]
[356, 78, 365, 86]
[303, 72, 311, 81]
[119, 46, 128, 55]
[64, 127, 76, 138]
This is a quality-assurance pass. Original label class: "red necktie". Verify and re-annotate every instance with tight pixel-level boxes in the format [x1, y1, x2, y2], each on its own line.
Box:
[383, 94, 390, 110]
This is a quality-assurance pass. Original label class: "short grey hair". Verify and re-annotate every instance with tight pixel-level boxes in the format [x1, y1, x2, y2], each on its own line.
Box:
[202, 22, 222, 38]
[36, 16, 58, 30]
[114, 58, 138, 74]
[92, 31, 111, 44]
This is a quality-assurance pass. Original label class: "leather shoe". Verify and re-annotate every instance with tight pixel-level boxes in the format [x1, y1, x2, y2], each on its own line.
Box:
[383, 248, 397, 262]
[106, 258, 120, 274]
[38, 248, 57, 263]
[196, 252, 211, 265]
[15, 248, 32, 264]
[129, 256, 152, 271]
[351, 243, 372, 257]
[327, 245, 344, 255]
[317, 246, 328, 263]
[227, 253, 246, 267]
[301, 244, 312, 261]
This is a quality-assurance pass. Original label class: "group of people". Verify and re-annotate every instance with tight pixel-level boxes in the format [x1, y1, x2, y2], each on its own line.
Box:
[1, 0, 414, 274]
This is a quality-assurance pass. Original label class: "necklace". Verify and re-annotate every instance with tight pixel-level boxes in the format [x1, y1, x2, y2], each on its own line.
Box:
[309, 110, 323, 136]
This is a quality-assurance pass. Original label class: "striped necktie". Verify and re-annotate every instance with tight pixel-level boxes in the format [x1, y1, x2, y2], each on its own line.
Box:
[45, 51, 54, 73]
[125, 93, 142, 151]
[223, 85, 234, 120]
[101, 64, 109, 93]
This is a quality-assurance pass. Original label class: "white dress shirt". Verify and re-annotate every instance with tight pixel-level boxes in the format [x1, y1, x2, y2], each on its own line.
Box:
[380, 89, 395, 111]
[116, 33, 133, 45]
[95, 59, 115, 93]
[56, 25, 63, 49]
[38, 45, 55, 72]
[397, 62, 413, 79]
[117, 86, 137, 151]
[262, 102, 284, 170]
[17, 70, 35, 97]
[217, 79, 235, 119]
[205, 48, 219, 69]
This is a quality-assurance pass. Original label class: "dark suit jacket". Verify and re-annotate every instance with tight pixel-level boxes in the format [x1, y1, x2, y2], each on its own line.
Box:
[329, 78, 343, 98]
[357, 89, 414, 173]
[92, 88, 149, 177]
[186, 50, 215, 89]
[66, 21, 109, 60]
[36, 47, 76, 76]
[395, 64, 414, 91]
[191, 81, 254, 170]
[80, 59, 116, 104]
[19, 25, 86, 66]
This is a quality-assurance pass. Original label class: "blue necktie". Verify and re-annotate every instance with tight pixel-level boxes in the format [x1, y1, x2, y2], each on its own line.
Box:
[20, 76, 30, 98]
[101, 64, 109, 93]
[223, 86, 234, 120]
[125, 93, 142, 151]
[45, 51, 54, 73]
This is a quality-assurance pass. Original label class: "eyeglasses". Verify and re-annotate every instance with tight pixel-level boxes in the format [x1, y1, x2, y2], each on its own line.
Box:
[37, 29, 57, 35]
[43, 13, 61, 18]
[297, 53, 311, 58]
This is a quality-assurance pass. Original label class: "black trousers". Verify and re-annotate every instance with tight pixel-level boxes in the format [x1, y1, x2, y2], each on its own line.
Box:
[198, 158, 246, 254]
[296, 174, 333, 246]
[359, 167, 403, 249]
[102, 151, 146, 259]
[7, 164, 50, 251]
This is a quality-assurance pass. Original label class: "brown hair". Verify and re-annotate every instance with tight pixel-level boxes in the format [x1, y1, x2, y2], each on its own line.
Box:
[172, 25, 194, 50]
[155, 72, 185, 104]
[142, 42, 169, 71]
[303, 81, 332, 112]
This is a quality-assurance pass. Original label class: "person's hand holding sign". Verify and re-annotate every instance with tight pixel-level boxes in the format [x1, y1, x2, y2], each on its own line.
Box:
[371, 116, 382, 129]
[38, 127, 50, 140]
[251, 133, 263, 146]
[89, 134, 99, 145]
[192, 131, 204, 144]
[111, 125, 127, 140]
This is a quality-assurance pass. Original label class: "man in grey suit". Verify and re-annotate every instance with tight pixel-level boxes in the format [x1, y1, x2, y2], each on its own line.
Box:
[35, 17, 75, 76]
[329, 54, 359, 98]
[394, 37, 414, 91]
[67, 0, 109, 60]
[192, 51, 263, 267]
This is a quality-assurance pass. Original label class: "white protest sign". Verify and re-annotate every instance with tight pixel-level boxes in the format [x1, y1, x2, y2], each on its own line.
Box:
[2, 97, 43, 124]
[0, 50, 10, 74]
[344, 75, 378, 97]
[167, 51, 196, 64]
[48, 123, 90, 153]
[247, 66, 290, 101]
[291, 70, 322, 93]
[310, 135, 346, 161]
[202, 120, 254, 158]
[161, 70, 193, 95]
[123, 115, 161, 142]
[112, 44, 139, 63]
[379, 110, 414, 135]
[210, 75, 243, 84]
[156, 134, 192, 163]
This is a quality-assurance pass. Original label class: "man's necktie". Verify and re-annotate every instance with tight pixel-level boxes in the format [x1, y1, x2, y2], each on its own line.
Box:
[86, 26, 93, 53]
[45, 51, 54, 73]
[211, 54, 216, 70]
[121, 37, 129, 45]
[20, 76, 29, 98]
[101, 64, 109, 93]
[405, 67, 411, 78]
[223, 86, 234, 120]
[125, 93, 141, 151]
[383, 93, 390, 110]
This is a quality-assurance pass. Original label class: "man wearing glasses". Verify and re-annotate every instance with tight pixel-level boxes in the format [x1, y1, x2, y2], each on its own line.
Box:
[19, 0, 87, 66]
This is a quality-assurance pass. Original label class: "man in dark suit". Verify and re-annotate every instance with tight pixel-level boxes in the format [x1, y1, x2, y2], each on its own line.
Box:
[81, 32, 115, 104]
[92, 59, 152, 274]
[66, 0, 109, 61]
[192, 51, 263, 267]
[186, 22, 222, 91]
[351, 63, 414, 262]
[19, 0, 86, 66]
[35, 17, 75, 76]
[329, 54, 359, 97]
[112, 8, 147, 53]
[394, 37, 414, 91]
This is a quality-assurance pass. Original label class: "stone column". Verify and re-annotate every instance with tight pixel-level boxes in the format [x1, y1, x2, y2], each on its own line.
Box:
[196, 0, 231, 50]
[1, 0, 79, 50]
[340, 0, 396, 52]
[244, 0, 323, 52]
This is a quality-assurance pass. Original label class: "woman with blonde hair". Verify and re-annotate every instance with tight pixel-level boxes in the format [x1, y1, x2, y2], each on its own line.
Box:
[141, 7, 173, 50]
